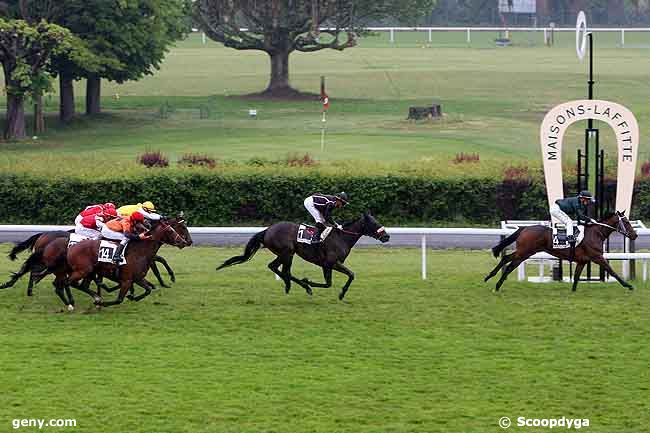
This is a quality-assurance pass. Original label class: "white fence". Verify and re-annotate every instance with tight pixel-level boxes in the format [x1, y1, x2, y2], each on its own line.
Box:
[195, 26, 650, 47]
[3, 225, 650, 282]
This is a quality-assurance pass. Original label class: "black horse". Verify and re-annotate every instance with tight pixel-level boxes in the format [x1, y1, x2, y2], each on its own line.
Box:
[217, 212, 390, 300]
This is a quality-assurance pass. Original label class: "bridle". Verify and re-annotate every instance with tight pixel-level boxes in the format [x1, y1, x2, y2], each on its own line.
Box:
[160, 220, 190, 246]
[338, 224, 386, 240]
[590, 215, 632, 238]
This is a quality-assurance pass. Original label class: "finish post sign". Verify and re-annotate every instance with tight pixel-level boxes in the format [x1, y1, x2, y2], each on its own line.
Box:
[540, 100, 639, 216]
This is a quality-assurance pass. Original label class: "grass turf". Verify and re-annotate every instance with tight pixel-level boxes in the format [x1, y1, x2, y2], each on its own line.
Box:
[2, 33, 650, 177]
[0, 244, 649, 433]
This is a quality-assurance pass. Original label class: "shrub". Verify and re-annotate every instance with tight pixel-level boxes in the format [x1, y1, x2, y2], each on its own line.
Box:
[177, 154, 217, 169]
[137, 151, 169, 168]
[285, 153, 318, 167]
[453, 152, 479, 164]
[642, 161, 650, 177]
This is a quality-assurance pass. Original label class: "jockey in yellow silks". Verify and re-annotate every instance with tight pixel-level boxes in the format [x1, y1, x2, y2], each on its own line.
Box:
[117, 201, 162, 222]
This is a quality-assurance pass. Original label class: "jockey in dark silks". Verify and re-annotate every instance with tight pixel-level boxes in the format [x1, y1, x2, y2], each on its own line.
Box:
[303, 192, 349, 243]
[550, 190, 595, 243]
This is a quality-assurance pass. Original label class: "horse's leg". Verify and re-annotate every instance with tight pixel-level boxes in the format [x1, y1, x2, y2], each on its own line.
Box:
[153, 256, 175, 286]
[591, 256, 634, 290]
[332, 262, 354, 300]
[100, 280, 133, 307]
[127, 279, 155, 302]
[572, 262, 586, 292]
[53, 276, 72, 310]
[304, 267, 333, 288]
[494, 252, 535, 291]
[68, 274, 102, 305]
[484, 253, 514, 282]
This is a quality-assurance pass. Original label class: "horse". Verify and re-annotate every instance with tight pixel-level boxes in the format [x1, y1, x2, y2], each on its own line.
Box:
[485, 211, 637, 292]
[62, 217, 191, 308]
[2, 230, 176, 296]
[216, 212, 390, 300]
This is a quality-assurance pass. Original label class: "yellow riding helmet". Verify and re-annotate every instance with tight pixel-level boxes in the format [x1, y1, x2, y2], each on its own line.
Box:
[142, 201, 155, 211]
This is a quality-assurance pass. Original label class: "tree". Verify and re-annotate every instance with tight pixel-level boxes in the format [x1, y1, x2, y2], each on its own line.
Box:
[195, 0, 435, 97]
[0, 19, 78, 139]
[50, 0, 190, 118]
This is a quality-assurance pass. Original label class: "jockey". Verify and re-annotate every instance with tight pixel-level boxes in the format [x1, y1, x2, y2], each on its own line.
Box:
[303, 192, 348, 243]
[101, 211, 151, 264]
[74, 203, 117, 239]
[550, 190, 595, 243]
[117, 201, 162, 222]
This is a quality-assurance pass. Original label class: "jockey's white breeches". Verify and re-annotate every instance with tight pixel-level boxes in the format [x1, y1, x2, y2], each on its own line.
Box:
[74, 225, 102, 240]
[550, 204, 574, 235]
[100, 226, 128, 244]
[304, 197, 325, 223]
[74, 215, 82, 225]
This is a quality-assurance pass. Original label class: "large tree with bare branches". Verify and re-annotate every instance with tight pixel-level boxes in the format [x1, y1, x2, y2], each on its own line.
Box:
[195, 0, 435, 96]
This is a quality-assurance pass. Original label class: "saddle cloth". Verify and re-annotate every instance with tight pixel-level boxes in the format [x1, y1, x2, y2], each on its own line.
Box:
[97, 240, 127, 266]
[552, 224, 585, 249]
[297, 224, 333, 244]
[68, 233, 89, 248]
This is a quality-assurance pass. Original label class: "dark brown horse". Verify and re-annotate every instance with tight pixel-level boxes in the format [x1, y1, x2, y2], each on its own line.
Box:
[62, 217, 191, 308]
[2, 230, 176, 296]
[485, 211, 637, 292]
[216, 212, 390, 300]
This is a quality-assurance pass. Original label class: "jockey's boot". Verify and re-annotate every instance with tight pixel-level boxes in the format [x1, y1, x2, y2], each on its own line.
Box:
[112, 241, 128, 264]
[312, 223, 326, 244]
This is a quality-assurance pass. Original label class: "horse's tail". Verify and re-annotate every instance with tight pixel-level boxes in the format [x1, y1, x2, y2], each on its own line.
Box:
[492, 227, 524, 258]
[216, 230, 266, 271]
[0, 250, 44, 290]
[8, 233, 42, 261]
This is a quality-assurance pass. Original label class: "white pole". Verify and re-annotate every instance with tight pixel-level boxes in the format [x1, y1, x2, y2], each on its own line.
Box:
[623, 237, 630, 279]
[202, 32, 207, 45]
[466, 28, 471, 44]
[518, 261, 525, 281]
[320, 111, 326, 152]
[421, 235, 427, 280]
[428, 28, 432, 42]
[621, 29, 625, 47]
[644, 260, 647, 282]
[544, 28, 548, 45]
[390, 28, 394, 43]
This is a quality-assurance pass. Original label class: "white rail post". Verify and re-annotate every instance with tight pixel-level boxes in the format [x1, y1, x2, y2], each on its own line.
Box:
[543, 28, 548, 45]
[428, 28, 432, 42]
[623, 237, 630, 279]
[644, 260, 648, 282]
[421, 235, 427, 280]
[390, 28, 394, 43]
[466, 28, 471, 44]
[202, 32, 207, 45]
[518, 261, 525, 281]
[621, 29, 625, 47]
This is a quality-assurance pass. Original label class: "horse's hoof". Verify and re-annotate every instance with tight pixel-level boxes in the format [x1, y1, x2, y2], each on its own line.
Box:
[627, 285, 634, 291]
[126, 295, 135, 301]
[66, 304, 74, 312]
[93, 296, 102, 305]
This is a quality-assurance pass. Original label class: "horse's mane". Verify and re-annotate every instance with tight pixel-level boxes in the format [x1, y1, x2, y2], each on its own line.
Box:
[342, 213, 366, 228]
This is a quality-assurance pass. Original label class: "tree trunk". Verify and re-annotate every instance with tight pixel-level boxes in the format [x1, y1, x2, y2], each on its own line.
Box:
[265, 49, 293, 95]
[86, 75, 101, 115]
[4, 93, 26, 140]
[33, 92, 45, 134]
[59, 72, 75, 122]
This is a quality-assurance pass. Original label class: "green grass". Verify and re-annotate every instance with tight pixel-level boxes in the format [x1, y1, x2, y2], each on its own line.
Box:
[3, 33, 650, 177]
[0, 245, 649, 433]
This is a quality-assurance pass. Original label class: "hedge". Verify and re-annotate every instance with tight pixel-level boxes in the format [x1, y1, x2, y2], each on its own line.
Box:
[0, 172, 645, 226]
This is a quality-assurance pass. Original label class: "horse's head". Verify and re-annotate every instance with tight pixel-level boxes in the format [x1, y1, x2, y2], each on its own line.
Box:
[362, 212, 390, 243]
[614, 210, 638, 240]
[150, 214, 192, 248]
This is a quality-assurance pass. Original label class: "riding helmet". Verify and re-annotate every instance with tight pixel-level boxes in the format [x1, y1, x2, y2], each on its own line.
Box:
[335, 192, 349, 204]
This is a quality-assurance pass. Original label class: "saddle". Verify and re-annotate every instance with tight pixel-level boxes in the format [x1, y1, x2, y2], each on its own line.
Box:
[69, 233, 127, 265]
[297, 224, 333, 244]
[552, 224, 585, 249]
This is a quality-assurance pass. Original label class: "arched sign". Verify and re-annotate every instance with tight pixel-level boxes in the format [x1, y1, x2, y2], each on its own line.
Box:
[540, 99, 639, 219]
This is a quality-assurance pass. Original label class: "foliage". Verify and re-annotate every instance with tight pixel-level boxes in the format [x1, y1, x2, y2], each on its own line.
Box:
[285, 153, 318, 167]
[49, 0, 191, 83]
[138, 150, 170, 168]
[177, 153, 217, 168]
[453, 152, 479, 164]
